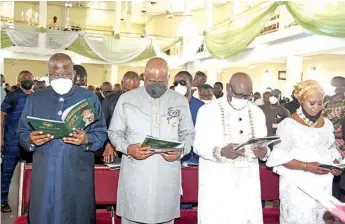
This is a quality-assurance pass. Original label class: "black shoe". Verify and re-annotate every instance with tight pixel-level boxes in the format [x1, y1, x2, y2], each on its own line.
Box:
[1, 202, 11, 213]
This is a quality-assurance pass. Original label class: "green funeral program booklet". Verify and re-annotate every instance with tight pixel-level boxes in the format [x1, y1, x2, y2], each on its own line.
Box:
[27, 98, 97, 139]
[141, 136, 183, 152]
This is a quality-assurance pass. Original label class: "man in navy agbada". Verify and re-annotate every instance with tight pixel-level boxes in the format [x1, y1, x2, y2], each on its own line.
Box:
[17, 53, 107, 224]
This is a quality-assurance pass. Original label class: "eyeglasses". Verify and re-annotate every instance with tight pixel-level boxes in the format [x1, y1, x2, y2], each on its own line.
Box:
[173, 80, 187, 87]
[230, 85, 253, 100]
[49, 73, 73, 79]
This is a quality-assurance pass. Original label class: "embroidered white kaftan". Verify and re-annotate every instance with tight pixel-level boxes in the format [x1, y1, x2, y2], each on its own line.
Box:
[266, 118, 342, 224]
[193, 97, 268, 224]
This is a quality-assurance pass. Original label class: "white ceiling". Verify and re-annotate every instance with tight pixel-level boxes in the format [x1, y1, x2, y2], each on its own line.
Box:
[46, 1, 228, 24]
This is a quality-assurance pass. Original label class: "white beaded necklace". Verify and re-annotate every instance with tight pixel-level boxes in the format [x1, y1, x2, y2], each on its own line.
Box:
[296, 106, 319, 127]
[218, 99, 256, 143]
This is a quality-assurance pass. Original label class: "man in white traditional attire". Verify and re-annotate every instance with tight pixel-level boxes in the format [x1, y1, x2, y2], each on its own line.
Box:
[108, 57, 195, 224]
[194, 72, 269, 224]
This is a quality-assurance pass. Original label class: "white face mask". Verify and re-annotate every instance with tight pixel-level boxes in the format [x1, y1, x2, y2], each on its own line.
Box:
[175, 84, 188, 96]
[230, 97, 248, 110]
[269, 96, 279, 105]
[50, 78, 73, 95]
[202, 100, 211, 104]
[139, 80, 144, 87]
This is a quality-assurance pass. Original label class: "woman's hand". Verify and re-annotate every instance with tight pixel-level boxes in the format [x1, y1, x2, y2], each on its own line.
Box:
[306, 162, 330, 175]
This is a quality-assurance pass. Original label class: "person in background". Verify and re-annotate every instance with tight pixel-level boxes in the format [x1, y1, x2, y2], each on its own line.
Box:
[194, 72, 268, 223]
[114, 83, 122, 93]
[73, 64, 87, 87]
[213, 82, 224, 99]
[17, 53, 107, 223]
[262, 91, 270, 106]
[1, 70, 34, 212]
[33, 80, 46, 93]
[173, 71, 204, 167]
[11, 86, 18, 91]
[102, 71, 140, 163]
[98, 82, 113, 104]
[192, 71, 207, 99]
[139, 73, 144, 87]
[5, 83, 11, 94]
[253, 92, 264, 106]
[266, 80, 342, 224]
[48, 16, 60, 30]
[1, 74, 6, 104]
[108, 58, 195, 224]
[323, 76, 345, 200]
[260, 89, 290, 136]
[95, 87, 101, 94]
[284, 90, 300, 114]
[87, 85, 95, 92]
[199, 84, 215, 104]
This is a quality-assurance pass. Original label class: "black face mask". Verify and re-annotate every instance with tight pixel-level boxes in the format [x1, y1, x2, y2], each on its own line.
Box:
[145, 83, 167, 99]
[21, 80, 34, 90]
[302, 105, 322, 123]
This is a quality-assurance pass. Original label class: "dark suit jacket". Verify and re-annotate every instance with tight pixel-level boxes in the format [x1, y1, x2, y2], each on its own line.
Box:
[101, 92, 122, 128]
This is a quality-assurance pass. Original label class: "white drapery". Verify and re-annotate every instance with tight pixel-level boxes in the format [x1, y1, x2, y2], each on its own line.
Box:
[46, 30, 79, 50]
[152, 34, 204, 68]
[6, 27, 39, 48]
[83, 34, 152, 64]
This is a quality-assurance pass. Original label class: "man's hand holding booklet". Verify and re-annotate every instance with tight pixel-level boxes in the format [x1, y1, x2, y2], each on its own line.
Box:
[141, 136, 184, 153]
[235, 136, 280, 150]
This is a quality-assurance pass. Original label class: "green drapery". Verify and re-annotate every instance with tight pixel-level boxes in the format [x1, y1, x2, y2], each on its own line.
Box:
[1, 30, 13, 49]
[68, 37, 103, 61]
[204, 2, 280, 60]
[133, 38, 182, 62]
[285, 1, 345, 37]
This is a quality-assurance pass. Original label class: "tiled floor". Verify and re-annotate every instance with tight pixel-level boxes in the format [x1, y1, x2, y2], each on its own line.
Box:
[1, 164, 19, 224]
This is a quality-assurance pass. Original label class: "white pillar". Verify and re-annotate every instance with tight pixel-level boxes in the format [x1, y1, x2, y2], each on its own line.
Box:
[0, 56, 4, 74]
[39, 1, 48, 28]
[205, 1, 213, 29]
[110, 64, 118, 85]
[114, 1, 122, 35]
[206, 67, 218, 86]
[126, 2, 132, 32]
[279, 4, 294, 31]
[285, 56, 303, 96]
[231, 0, 241, 16]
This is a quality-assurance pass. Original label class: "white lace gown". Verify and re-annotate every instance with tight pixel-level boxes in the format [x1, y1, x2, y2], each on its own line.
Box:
[266, 118, 342, 224]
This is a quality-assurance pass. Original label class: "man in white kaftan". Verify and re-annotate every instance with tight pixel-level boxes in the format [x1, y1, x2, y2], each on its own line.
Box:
[108, 58, 195, 224]
[194, 73, 269, 224]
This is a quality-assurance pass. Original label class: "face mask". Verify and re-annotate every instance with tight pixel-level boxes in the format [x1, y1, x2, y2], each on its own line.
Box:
[1, 83, 5, 88]
[21, 80, 34, 90]
[227, 92, 248, 110]
[269, 96, 279, 105]
[139, 80, 144, 87]
[145, 83, 167, 99]
[302, 105, 322, 123]
[202, 100, 211, 104]
[175, 84, 188, 96]
[50, 78, 73, 95]
[80, 86, 87, 89]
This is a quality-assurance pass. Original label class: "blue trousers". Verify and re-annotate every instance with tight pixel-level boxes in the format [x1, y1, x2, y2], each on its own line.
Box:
[1, 155, 20, 203]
